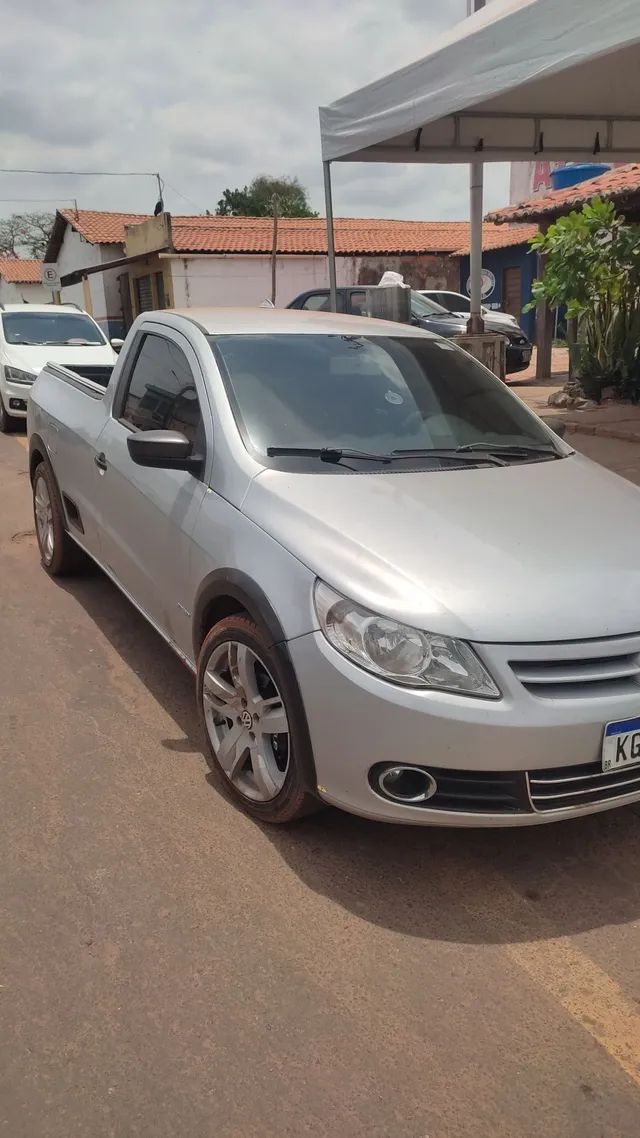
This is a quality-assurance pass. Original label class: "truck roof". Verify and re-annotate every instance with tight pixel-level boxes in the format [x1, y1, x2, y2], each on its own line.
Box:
[166, 306, 434, 339]
[0, 303, 88, 314]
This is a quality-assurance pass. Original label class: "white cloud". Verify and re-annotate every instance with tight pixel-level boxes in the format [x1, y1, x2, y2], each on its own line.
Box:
[0, 0, 509, 221]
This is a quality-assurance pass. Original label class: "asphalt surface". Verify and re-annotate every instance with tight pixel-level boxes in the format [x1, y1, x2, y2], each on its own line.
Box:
[2, 428, 640, 1137]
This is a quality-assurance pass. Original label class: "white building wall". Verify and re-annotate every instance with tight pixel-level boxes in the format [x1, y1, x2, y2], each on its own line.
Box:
[0, 280, 51, 304]
[57, 225, 102, 311]
[100, 244, 127, 335]
[168, 254, 363, 309]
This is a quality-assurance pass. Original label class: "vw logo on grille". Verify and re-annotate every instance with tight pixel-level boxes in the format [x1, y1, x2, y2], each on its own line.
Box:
[241, 710, 254, 730]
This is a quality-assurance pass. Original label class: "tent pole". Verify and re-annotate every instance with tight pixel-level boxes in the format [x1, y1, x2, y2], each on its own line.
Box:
[467, 159, 484, 334]
[323, 161, 338, 312]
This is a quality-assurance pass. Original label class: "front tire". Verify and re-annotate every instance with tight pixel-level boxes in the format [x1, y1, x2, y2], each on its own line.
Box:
[32, 461, 87, 576]
[197, 615, 320, 824]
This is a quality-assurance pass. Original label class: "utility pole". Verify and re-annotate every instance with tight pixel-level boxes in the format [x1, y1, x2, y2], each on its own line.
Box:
[271, 195, 279, 305]
[467, 0, 486, 334]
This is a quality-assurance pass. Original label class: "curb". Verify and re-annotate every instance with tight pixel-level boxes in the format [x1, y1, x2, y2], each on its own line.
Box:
[564, 419, 640, 443]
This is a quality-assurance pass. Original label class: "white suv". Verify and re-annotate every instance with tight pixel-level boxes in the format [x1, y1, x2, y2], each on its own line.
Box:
[0, 303, 118, 432]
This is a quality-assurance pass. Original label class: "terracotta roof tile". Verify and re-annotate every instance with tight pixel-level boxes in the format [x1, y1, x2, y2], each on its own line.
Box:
[450, 223, 538, 255]
[58, 209, 151, 244]
[0, 258, 43, 283]
[487, 164, 640, 224]
[57, 209, 534, 258]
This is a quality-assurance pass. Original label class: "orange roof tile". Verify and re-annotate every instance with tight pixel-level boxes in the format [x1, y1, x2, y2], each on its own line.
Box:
[0, 258, 43, 283]
[488, 164, 640, 224]
[58, 209, 151, 245]
[450, 223, 538, 256]
[56, 209, 534, 258]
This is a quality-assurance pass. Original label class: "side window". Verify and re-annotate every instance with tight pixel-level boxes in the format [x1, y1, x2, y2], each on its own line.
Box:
[301, 293, 330, 311]
[446, 292, 470, 313]
[349, 291, 367, 316]
[120, 333, 202, 446]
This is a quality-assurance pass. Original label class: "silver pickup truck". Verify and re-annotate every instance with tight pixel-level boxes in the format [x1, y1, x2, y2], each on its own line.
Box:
[28, 307, 640, 830]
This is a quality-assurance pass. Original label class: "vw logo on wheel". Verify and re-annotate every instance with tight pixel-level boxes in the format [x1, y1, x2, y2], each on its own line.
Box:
[241, 710, 254, 730]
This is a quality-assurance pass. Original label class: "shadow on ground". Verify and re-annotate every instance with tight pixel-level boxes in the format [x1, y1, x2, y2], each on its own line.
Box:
[60, 567, 640, 948]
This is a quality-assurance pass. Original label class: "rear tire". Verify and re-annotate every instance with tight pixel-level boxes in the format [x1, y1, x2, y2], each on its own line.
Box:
[32, 461, 87, 576]
[197, 614, 321, 824]
[0, 395, 18, 434]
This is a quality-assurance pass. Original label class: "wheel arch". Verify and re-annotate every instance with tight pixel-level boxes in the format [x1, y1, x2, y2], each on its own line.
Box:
[29, 433, 50, 484]
[194, 568, 318, 795]
[193, 568, 287, 659]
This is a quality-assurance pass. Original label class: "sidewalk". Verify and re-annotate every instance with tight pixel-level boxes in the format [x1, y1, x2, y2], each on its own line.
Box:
[511, 348, 640, 443]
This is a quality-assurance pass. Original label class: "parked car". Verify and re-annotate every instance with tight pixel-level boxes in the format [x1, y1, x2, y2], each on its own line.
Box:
[419, 289, 521, 331]
[288, 287, 532, 373]
[0, 303, 118, 433]
[27, 306, 640, 829]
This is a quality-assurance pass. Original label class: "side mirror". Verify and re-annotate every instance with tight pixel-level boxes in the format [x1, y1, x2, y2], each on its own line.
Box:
[540, 415, 567, 439]
[110, 337, 125, 353]
[127, 430, 203, 474]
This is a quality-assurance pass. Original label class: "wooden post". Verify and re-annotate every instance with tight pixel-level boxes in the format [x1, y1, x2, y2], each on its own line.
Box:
[271, 195, 279, 306]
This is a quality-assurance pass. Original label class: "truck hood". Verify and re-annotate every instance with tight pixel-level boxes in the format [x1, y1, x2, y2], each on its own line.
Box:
[243, 454, 640, 643]
[4, 342, 116, 375]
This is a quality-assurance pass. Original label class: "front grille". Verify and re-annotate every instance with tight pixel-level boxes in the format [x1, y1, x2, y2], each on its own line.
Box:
[369, 764, 528, 814]
[510, 640, 640, 699]
[70, 364, 113, 388]
[529, 759, 640, 812]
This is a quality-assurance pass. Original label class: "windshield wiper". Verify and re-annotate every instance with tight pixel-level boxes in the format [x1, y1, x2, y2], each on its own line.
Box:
[455, 442, 561, 459]
[392, 447, 507, 467]
[267, 446, 394, 464]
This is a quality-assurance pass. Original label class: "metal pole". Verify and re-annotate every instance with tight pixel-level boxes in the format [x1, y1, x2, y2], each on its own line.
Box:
[466, 0, 486, 336]
[271, 195, 279, 305]
[467, 160, 485, 334]
[323, 161, 338, 312]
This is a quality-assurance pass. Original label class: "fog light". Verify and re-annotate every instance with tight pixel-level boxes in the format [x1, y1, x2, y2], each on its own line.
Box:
[377, 765, 438, 803]
[9, 399, 27, 411]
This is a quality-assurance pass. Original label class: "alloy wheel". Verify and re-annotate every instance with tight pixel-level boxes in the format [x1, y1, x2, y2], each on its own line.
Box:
[202, 640, 290, 802]
[34, 475, 55, 562]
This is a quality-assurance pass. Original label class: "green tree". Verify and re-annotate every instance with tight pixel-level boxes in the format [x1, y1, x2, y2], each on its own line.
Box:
[0, 211, 54, 259]
[215, 175, 317, 218]
[527, 198, 640, 397]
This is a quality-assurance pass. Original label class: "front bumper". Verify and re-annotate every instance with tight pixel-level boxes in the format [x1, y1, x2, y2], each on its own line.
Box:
[505, 342, 532, 373]
[289, 630, 640, 827]
[2, 379, 32, 417]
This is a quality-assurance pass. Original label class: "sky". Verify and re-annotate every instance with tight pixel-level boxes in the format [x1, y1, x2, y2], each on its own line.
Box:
[0, 0, 510, 225]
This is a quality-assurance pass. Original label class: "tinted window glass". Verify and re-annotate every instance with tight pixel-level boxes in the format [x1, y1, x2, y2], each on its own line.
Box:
[2, 311, 105, 346]
[349, 291, 367, 316]
[301, 293, 330, 311]
[409, 291, 452, 317]
[444, 292, 470, 313]
[211, 333, 558, 460]
[122, 334, 202, 445]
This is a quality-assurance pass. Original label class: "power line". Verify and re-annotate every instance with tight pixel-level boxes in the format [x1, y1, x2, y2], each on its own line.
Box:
[0, 168, 158, 177]
[0, 197, 77, 203]
[161, 178, 208, 214]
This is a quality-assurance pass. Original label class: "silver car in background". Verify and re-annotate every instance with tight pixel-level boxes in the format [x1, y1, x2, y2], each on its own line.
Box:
[28, 307, 640, 828]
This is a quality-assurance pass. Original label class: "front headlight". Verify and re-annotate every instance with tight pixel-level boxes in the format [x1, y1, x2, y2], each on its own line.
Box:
[314, 581, 500, 698]
[5, 366, 36, 385]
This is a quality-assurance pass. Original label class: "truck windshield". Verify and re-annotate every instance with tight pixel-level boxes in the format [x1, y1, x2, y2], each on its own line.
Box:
[210, 333, 561, 465]
[2, 312, 106, 346]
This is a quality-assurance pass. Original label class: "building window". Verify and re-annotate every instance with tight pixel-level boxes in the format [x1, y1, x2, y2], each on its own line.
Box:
[134, 275, 153, 313]
[155, 271, 166, 308]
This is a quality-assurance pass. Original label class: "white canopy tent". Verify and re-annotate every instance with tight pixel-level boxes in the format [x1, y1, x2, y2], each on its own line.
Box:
[319, 0, 640, 367]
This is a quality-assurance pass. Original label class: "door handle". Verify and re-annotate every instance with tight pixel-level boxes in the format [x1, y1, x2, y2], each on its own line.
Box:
[94, 451, 107, 473]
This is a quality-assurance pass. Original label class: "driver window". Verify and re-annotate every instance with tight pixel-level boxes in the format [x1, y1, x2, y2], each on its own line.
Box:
[121, 333, 202, 446]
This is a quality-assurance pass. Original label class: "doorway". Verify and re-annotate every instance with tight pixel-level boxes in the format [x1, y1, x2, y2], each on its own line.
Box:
[502, 266, 522, 321]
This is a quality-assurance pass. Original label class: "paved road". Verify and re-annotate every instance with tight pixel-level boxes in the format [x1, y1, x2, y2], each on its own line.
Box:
[2, 429, 640, 1137]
